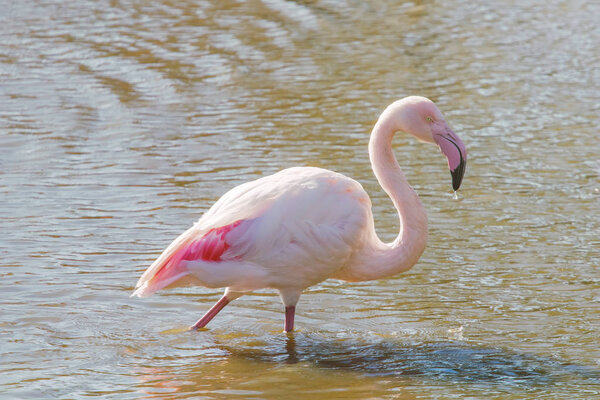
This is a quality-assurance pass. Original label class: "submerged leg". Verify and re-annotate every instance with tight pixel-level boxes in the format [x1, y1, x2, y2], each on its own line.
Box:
[190, 295, 229, 330]
[280, 289, 301, 333]
[190, 290, 242, 330]
[284, 306, 295, 333]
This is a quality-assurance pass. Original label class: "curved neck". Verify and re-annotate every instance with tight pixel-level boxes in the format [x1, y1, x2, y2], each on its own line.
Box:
[343, 104, 428, 281]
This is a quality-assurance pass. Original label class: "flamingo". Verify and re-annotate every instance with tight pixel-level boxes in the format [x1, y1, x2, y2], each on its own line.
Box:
[131, 96, 467, 333]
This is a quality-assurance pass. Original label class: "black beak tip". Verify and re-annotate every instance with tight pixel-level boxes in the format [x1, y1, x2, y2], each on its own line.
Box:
[451, 159, 466, 191]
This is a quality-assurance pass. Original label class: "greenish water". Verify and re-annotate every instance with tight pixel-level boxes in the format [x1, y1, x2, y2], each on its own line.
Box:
[1, 0, 599, 398]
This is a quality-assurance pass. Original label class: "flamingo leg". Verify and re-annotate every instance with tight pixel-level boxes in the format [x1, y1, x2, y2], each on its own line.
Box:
[284, 305, 295, 333]
[190, 295, 230, 330]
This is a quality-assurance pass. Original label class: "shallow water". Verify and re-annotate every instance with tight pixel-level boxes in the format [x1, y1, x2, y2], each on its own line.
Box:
[1, 0, 599, 398]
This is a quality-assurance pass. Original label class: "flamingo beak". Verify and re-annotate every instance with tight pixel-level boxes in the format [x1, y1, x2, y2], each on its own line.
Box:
[432, 123, 467, 191]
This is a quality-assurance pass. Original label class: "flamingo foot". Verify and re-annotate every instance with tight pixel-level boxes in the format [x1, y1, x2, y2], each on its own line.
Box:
[284, 305, 295, 333]
[190, 295, 230, 331]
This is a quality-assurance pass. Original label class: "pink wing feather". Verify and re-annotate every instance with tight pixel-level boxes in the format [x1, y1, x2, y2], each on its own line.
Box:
[132, 220, 242, 297]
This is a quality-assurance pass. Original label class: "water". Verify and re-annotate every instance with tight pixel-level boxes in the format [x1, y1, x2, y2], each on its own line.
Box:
[1, 0, 599, 398]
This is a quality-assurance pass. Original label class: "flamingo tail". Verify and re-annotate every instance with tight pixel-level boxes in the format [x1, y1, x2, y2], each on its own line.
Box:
[131, 221, 242, 298]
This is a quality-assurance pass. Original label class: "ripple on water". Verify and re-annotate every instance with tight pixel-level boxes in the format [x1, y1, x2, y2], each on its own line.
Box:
[1, 0, 600, 398]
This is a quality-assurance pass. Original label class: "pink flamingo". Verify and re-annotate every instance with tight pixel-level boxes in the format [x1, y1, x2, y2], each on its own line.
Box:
[132, 96, 466, 332]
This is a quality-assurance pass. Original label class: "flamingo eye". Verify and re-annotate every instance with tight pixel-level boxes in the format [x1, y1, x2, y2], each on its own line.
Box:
[426, 116, 433, 122]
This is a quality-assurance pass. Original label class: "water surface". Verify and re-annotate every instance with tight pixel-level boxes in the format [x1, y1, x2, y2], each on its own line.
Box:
[1, 0, 599, 398]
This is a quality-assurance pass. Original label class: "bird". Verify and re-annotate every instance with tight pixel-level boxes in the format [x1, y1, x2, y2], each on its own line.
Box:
[131, 96, 467, 333]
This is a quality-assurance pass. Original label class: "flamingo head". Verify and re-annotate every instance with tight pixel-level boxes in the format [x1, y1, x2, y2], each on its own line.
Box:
[395, 96, 467, 191]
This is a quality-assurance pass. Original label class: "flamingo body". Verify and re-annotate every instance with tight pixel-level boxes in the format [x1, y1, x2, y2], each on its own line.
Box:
[133, 167, 371, 298]
[132, 96, 467, 332]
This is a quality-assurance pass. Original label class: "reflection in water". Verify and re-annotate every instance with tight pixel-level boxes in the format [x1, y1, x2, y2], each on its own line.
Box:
[219, 333, 600, 386]
[132, 332, 600, 398]
[134, 367, 181, 397]
[284, 333, 299, 364]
